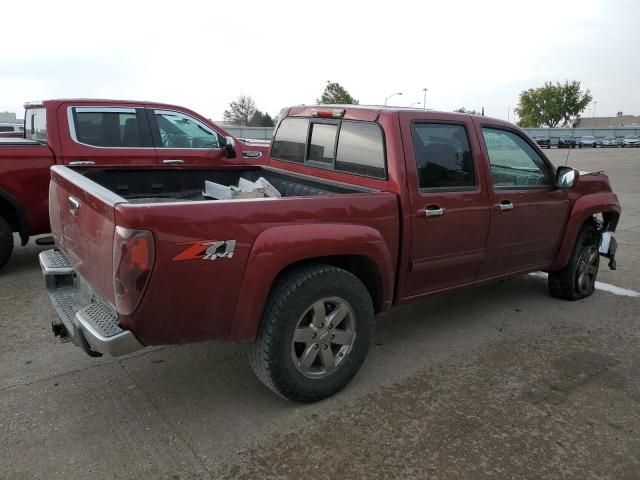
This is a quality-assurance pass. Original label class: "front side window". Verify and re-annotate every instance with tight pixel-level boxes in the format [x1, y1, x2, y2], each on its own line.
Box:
[482, 128, 551, 187]
[25, 108, 47, 142]
[271, 118, 309, 163]
[74, 109, 142, 147]
[411, 123, 475, 189]
[155, 111, 220, 148]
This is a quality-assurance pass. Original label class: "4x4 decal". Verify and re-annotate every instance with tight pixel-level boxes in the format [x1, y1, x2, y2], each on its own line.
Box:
[172, 240, 236, 261]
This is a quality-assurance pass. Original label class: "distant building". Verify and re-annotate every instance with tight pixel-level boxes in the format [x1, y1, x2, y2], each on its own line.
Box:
[0, 111, 21, 124]
[575, 115, 640, 128]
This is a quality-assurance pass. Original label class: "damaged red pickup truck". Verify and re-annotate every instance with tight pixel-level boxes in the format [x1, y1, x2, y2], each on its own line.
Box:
[40, 105, 620, 402]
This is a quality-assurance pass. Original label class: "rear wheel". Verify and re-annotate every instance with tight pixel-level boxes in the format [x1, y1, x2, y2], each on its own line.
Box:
[0, 216, 14, 271]
[250, 264, 375, 402]
[548, 222, 600, 300]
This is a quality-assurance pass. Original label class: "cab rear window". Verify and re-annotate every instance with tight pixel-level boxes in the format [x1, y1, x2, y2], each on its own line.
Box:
[25, 108, 47, 142]
[271, 117, 386, 179]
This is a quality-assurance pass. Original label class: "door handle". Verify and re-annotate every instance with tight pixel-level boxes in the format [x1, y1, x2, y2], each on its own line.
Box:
[68, 196, 80, 215]
[498, 200, 514, 211]
[163, 159, 185, 164]
[424, 205, 445, 218]
[69, 160, 95, 166]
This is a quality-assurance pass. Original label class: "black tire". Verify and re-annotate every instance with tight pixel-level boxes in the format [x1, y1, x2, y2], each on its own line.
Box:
[249, 264, 375, 402]
[0, 216, 14, 271]
[548, 222, 600, 300]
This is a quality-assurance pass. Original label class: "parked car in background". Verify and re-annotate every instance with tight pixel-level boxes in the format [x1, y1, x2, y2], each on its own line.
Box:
[601, 136, 620, 148]
[558, 135, 576, 148]
[533, 135, 551, 149]
[0, 99, 268, 271]
[578, 135, 597, 148]
[0, 123, 24, 138]
[622, 135, 640, 147]
[40, 105, 621, 402]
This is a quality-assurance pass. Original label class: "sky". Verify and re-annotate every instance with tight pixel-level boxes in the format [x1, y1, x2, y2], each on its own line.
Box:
[1, 0, 639, 122]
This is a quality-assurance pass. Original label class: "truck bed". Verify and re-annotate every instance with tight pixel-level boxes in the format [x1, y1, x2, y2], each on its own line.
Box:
[81, 165, 372, 203]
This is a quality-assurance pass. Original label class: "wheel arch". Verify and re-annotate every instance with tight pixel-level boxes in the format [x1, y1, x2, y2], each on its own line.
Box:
[229, 224, 395, 341]
[550, 192, 620, 271]
[0, 189, 29, 245]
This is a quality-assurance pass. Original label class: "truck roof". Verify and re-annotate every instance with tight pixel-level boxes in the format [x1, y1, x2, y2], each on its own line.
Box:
[24, 98, 205, 112]
[286, 104, 511, 126]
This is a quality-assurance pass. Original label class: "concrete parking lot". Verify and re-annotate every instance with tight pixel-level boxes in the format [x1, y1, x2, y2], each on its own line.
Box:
[1, 147, 639, 479]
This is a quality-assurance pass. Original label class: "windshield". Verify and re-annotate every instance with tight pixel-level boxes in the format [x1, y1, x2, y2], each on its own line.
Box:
[582, 136, 595, 140]
[625, 135, 639, 140]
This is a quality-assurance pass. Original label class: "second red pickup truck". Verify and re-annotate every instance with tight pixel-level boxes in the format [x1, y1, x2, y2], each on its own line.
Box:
[0, 99, 268, 270]
[40, 105, 620, 402]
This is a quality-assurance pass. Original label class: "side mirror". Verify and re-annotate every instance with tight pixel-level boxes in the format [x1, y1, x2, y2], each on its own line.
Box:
[221, 136, 236, 159]
[556, 166, 578, 189]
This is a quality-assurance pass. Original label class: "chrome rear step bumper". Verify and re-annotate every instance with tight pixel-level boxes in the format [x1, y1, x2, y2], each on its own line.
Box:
[39, 249, 144, 357]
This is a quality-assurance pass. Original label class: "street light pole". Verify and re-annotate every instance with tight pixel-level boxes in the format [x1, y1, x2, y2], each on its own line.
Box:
[592, 101, 597, 118]
[422, 88, 428, 110]
[384, 92, 403, 106]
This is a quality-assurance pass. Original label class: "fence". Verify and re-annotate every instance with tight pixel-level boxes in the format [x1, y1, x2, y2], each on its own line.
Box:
[221, 126, 274, 140]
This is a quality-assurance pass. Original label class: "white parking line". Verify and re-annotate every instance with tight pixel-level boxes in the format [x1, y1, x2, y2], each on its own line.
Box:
[528, 271, 640, 298]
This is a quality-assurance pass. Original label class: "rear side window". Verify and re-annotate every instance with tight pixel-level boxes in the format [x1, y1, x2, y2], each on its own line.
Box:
[73, 109, 144, 147]
[336, 122, 385, 178]
[271, 117, 386, 179]
[411, 123, 475, 189]
[271, 118, 309, 163]
[25, 108, 47, 142]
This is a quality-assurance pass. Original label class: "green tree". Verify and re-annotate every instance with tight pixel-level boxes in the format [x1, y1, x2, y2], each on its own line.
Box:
[223, 94, 257, 126]
[316, 81, 359, 104]
[260, 113, 275, 127]
[454, 107, 480, 115]
[515, 81, 592, 128]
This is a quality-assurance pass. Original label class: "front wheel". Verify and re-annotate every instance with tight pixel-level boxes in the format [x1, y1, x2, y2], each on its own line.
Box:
[250, 264, 375, 402]
[548, 222, 600, 300]
[0, 216, 14, 271]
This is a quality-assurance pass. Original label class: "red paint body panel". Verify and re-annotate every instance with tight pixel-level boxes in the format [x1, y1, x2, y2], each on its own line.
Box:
[111, 192, 398, 345]
[46, 106, 621, 349]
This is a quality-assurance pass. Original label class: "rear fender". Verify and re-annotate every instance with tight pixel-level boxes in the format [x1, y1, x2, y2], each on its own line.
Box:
[230, 223, 394, 341]
[550, 192, 620, 271]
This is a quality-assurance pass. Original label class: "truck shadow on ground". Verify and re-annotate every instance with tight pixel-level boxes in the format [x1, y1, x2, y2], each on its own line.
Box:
[109, 274, 584, 451]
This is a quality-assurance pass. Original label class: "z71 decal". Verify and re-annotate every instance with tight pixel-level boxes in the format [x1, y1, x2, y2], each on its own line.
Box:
[172, 240, 236, 262]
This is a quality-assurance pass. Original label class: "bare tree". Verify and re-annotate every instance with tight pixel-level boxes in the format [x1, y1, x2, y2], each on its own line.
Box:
[223, 95, 257, 126]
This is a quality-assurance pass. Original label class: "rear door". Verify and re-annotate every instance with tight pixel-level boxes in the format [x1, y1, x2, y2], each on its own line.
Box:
[61, 106, 159, 166]
[475, 123, 570, 278]
[148, 109, 235, 166]
[400, 112, 491, 297]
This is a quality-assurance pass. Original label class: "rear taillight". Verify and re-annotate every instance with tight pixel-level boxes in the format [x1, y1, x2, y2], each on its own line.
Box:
[113, 227, 155, 315]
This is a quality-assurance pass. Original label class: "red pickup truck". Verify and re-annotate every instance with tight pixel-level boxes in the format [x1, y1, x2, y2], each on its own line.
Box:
[40, 105, 620, 402]
[0, 99, 268, 270]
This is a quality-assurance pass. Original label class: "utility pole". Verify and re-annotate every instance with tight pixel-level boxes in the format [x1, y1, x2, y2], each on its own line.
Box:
[422, 88, 428, 110]
[592, 101, 597, 118]
[507, 105, 510, 122]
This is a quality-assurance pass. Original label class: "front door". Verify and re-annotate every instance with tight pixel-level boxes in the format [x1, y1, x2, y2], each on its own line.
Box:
[401, 115, 491, 298]
[149, 109, 235, 166]
[476, 126, 570, 278]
